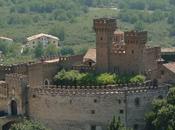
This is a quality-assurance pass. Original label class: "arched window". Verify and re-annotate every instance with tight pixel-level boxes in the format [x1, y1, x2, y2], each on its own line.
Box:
[135, 97, 140, 107]
[10, 100, 17, 116]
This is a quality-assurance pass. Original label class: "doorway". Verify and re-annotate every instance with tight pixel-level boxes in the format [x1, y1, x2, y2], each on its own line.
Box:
[10, 100, 17, 116]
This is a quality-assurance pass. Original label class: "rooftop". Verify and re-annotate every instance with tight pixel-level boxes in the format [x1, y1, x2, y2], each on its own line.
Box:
[161, 48, 175, 53]
[163, 62, 175, 73]
[44, 58, 60, 63]
[114, 30, 124, 35]
[0, 37, 13, 41]
[0, 81, 6, 84]
[83, 48, 96, 62]
[27, 33, 59, 41]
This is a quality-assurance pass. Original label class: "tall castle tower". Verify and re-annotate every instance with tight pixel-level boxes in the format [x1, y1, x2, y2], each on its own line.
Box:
[93, 18, 117, 72]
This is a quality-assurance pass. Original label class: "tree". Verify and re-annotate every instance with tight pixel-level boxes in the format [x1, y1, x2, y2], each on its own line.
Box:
[170, 0, 175, 5]
[97, 73, 116, 85]
[108, 116, 126, 130]
[145, 87, 175, 130]
[129, 75, 145, 83]
[54, 69, 81, 85]
[169, 23, 175, 36]
[45, 44, 59, 56]
[60, 47, 74, 56]
[49, 26, 65, 41]
[0, 41, 9, 55]
[134, 21, 144, 31]
[10, 120, 50, 130]
[34, 43, 44, 58]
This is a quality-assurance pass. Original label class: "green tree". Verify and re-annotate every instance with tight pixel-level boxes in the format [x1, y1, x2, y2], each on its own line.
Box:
[34, 43, 44, 58]
[145, 87, 175, 130]
[134, 21, 144, 31]
[60, 47, 74, 56]
[129, 75, 145, 83]
[45, 44, 59, 56]
[97, 73, 116, 85]
[0, 41, 9, 55]
[49, 26, 65, 41]
[108, 116, 126, 130]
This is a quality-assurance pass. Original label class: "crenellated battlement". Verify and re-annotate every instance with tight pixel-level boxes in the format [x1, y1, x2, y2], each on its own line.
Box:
[5, 73, 27, 80]
[0, 81, 8, 99]
[93, 18, 117, 32]
[0, 65, 13, 72]
[124, 31, 147, 44]
[5, 73, 28, 88]
[40, 55, 60, 62]
[31, 81, 165, 97]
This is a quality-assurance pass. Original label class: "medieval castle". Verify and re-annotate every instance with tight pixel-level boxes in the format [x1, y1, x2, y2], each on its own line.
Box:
[0, 18, 174, 130]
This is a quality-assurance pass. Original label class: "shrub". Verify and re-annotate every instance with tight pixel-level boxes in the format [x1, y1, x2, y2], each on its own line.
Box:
[96, 73, 116, 85]
[129, 75, 146, 83]
[54, 70, 146, 86]
[10, 120, 50, 130]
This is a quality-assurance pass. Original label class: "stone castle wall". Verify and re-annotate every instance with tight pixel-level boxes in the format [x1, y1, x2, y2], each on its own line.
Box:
[0, 63, 28, 81]
[29, 82, 169, 130]
[0, 82, 8, 100]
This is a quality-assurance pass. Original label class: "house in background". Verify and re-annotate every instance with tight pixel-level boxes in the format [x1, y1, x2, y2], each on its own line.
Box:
[0, 37, 13, 43]
[83, 48, 96, 67]
[26, 33, 60, 48]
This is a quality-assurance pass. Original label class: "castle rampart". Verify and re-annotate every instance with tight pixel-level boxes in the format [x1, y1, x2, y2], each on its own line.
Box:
[124, 31, 147, 44]
[93, 18, 117, 31]
[31, 81, 161, 97]
[29, 82, 168, 130]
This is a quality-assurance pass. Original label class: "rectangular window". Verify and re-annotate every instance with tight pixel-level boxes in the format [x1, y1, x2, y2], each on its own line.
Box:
[91, 125, 96, 130]
[120, 109, 124, 114]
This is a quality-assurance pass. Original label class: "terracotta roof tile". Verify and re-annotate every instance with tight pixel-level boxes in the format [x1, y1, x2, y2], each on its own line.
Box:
[161, 48, 175, 53]
[83, 48, 96, 62]
[163, 62, 175, 73]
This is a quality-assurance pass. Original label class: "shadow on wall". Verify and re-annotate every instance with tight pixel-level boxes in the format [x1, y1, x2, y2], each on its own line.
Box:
[2, 121, 16, 130]
[10, 100, 17, 116]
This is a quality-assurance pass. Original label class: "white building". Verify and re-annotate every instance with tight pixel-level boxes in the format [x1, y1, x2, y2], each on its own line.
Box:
[26, 33, 60, 48]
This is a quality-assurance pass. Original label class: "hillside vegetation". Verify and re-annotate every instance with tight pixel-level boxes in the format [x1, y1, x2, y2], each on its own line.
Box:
[0, 0, 175, 64]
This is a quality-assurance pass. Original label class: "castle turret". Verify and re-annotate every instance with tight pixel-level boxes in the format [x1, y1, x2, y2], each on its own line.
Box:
[124, 31, 147, 44]
[93, 18, 117, 72]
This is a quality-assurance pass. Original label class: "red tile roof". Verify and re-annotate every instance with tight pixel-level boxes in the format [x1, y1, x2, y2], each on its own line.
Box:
[83, 48, 96, 62]
[163, 62, 175, 73]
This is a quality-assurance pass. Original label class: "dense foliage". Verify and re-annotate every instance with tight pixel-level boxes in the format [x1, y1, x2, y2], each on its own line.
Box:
[145, 87, 175, 130]
[108, 116, 126, 130]
[10, 120, 50, 130]
[54, 69, 146, 86]
[0, 0, 175, 64]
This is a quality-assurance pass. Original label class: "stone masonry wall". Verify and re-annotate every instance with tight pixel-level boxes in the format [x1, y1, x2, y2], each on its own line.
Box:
[29, 83, 169, 130]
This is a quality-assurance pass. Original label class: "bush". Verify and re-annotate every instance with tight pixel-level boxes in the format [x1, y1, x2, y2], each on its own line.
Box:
[54, 70, 146, 86]
[60, 47, 74, 56]
[96, 73, 116, 85]
[129, 75, 146, 83]
[10, 120, 50, 130]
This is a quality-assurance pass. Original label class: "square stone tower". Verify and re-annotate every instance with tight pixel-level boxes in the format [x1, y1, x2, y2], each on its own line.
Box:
[93, 18, 117, 72]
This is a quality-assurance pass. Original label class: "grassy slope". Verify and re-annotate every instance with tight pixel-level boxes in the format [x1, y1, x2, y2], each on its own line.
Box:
[1, 7, 173, 48]
[1, 7, 175, 64]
